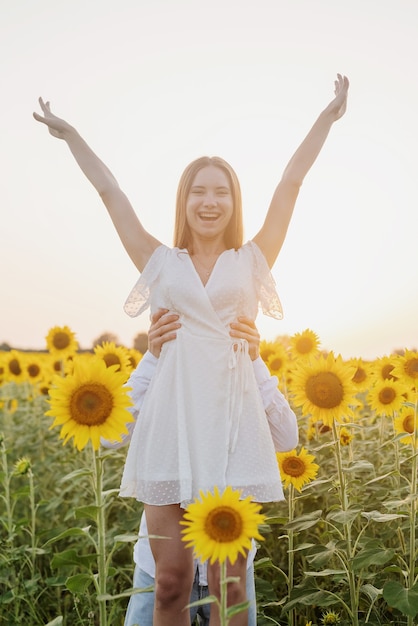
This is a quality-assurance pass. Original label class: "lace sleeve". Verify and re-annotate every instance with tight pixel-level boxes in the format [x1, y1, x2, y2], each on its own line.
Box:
[123, 245, 168, 318]
[247, 241, 283, 320]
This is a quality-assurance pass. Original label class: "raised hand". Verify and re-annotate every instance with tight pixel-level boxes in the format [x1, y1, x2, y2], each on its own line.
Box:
[326, 73, 349, 121]
[33, 97, 73, 139]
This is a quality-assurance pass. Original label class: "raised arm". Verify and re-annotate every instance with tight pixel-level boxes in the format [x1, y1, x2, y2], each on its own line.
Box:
[253, 74, 349, 268]
[33, 98, 161, 271]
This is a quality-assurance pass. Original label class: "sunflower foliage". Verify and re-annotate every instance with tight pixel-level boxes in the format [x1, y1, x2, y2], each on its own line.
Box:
[0, 379, 140, 625]
[1, 340, 418, 625]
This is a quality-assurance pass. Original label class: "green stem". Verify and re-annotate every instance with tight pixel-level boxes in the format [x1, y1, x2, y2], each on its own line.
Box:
[28, 468, 37, 574]
[332, 420, 359, 626]
[219, 559, 228, 626]
[0, 438, 14, 543]
[287, 483, 295, 626]
[92, 446, 107, 626]
[407, 397, 418, 626]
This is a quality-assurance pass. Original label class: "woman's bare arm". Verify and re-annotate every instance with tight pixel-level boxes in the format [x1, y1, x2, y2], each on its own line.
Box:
[253, 74, 349, 268]
[33, 98, 161, 271]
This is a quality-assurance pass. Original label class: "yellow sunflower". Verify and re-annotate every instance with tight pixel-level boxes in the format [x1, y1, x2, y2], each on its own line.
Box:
[94, 341, 132, 377]
[266, 344, 289, 379]
[339, 426, 353, 446]
[46, 355, 134, 451]
[46, 325, 78, 357]
[393, 405, 417, 446]
[127, 348, 143, 371]
[180, 486, 265, 565]
[347, 357, 372, 392]
[290, 329, 320, 361]
[367, 379, 409, 416]
[289, 352, 357, 426]
[276, 447, 319, 492]
[369, 355, 399, 383]
[23, 353, 47, 385]
[391, 349, 418, 391]
[259, 340, 277, 363]
[3, 350, 26, 383]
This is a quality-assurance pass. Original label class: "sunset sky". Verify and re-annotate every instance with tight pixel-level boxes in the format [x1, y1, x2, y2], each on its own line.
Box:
[1, 0, 417, 359]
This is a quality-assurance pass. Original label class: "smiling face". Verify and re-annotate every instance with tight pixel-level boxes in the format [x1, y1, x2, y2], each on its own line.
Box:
[173, 156, 243, 252]
[185, 165, 234, 246]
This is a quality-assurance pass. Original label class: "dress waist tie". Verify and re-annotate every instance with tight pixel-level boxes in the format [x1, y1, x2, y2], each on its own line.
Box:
[227, 339, 249, 453]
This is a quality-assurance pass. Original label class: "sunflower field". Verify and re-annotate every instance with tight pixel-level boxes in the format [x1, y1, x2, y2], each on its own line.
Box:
[1, 326, 417, 626]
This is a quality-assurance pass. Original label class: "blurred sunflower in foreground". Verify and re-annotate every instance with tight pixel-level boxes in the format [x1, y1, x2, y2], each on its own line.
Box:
[181, 486, 265, 565]
[289, 352, 357, 427]
[46, 355, 133, 451]
[277, 447, 319, 492]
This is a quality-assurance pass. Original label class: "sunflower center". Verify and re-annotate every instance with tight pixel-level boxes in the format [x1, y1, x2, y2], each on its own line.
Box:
[403, 413, 415, 434]
[353, 367, 366, 384]
[53, 332, 71, 350]
[204, 506, 243, 542]
[404, 357, 418, 379]
[103, 354, 121, 369]
[70, 383, 114, 426]
[296, 338, 314, 354]
[378, 386, 396, 405]
[305, 372, 344, 409]
[28, 364, 41, 377]
[9, 359, 22, 376]
[270, 357, 283, 370]
[382, 364, 396, 380]
[282, 456, 306, 478]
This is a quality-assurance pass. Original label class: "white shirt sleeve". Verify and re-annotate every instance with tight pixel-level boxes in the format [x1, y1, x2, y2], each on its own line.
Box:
[100, 351, 158, 449]
[252, 357, 299, 452]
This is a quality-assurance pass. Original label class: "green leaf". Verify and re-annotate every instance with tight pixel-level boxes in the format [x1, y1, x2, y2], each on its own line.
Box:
[352, 548, 395, 570]
[98, 585, 154, 601]
[284, 509, 322, 531]
[360, 583, 383, 603]
[186, 594, 217, 610]
[45, 618, 63, 626]
[75, 505, 100, 521]
[65, 573, 93, 593]
[113, 533, 140, 544]
[326, 507, 361, 524]
[60, 468, 92, 483]
[361, 510, 407, 522]
[43, 526, 92, 547]
[344, 460, 375, 473]
[102, 488, 120, 498]
[306, 543, 337, 567]
[282, 587, 338, 611]
[383, 581, 418, 618]
[304, 568, 346, 577]
[263, 515, 288, 525]
[226, 600, 250, 618]
[51, 548, 97, 570]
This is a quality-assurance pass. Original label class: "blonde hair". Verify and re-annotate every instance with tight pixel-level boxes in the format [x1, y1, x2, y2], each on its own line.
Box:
[173, 156, 243, 251]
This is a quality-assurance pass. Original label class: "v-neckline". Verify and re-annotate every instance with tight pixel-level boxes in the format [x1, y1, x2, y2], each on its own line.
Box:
[188, 249, 227, 289]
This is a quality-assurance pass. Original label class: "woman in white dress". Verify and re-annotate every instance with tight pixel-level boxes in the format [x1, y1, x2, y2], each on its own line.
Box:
[34, 74, 349, 626]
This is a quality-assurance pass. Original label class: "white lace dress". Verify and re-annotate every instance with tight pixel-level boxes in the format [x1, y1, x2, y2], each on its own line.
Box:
[120, 241, 284, 507]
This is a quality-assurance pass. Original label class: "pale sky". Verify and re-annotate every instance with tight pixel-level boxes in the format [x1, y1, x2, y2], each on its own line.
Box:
[1, 0, 417, 359]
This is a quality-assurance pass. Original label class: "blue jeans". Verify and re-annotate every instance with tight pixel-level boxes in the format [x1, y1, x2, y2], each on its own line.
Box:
[124, 563, 257, 626]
